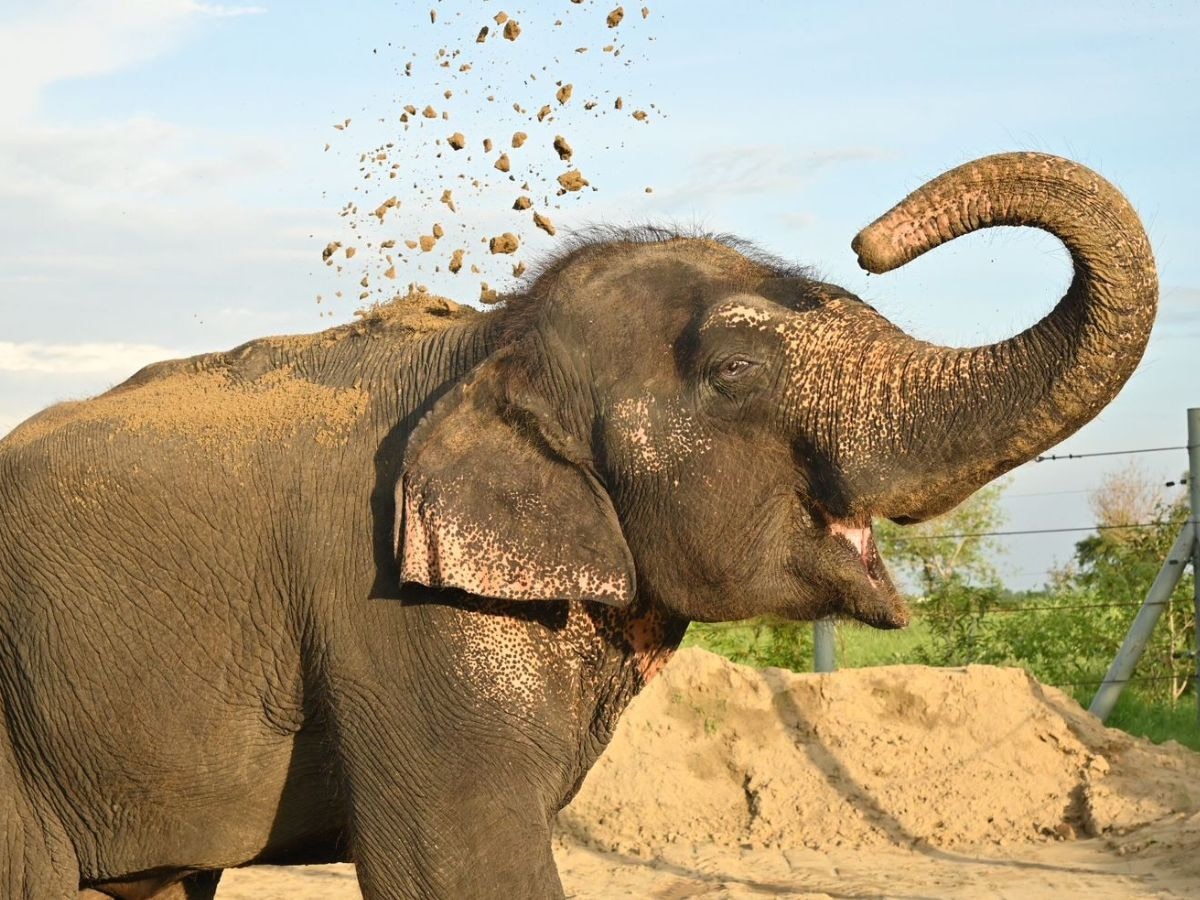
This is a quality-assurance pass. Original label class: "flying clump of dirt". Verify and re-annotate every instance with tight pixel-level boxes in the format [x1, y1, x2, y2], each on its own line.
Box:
[319, 1, 662, 312]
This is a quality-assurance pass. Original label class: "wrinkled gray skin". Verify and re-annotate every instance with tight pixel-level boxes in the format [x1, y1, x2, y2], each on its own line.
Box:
[0, 154, 1156, 898]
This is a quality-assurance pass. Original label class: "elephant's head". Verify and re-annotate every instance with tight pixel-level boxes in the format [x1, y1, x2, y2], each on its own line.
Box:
[397, 153, 1157, 629]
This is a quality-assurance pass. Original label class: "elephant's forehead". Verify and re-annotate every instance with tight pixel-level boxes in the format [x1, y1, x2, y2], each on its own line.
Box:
[702, 294, 778, 330]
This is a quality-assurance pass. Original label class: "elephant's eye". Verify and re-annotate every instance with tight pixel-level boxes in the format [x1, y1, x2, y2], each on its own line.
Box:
[717, 356, 759, 380]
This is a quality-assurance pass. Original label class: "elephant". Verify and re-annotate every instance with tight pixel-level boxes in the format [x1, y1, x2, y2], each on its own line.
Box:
[0, 152, 1156, 898]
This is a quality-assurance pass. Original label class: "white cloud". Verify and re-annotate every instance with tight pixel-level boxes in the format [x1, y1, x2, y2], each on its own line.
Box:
[0, 117, 286, 211]
[0, 1, 266, 125]
[654, 145, 887, 209]
[0, 341, 182, 375]
[188, 3, 266, 17]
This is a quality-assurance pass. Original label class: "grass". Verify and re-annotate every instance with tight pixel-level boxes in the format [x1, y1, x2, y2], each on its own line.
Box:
[836, 618, 932, 668]
[684, 616, 1200, 752]
[1076, 687, 1200, 752]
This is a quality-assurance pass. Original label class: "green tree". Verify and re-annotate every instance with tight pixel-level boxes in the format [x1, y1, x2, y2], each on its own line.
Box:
[876, 481, 1008, 596]
[1063, 464, 1194, 701]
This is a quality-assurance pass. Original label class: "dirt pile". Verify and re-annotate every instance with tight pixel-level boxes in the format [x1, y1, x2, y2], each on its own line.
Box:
[559, 648, 1200, 855]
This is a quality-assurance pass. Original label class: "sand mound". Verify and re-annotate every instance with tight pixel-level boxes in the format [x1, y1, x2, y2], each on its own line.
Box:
[559, 649, 1200, 855]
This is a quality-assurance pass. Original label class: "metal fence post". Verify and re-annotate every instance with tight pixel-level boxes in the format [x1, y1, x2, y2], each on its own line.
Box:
[1088, 522, 1194, 722]
[1188, 408, 1200, 725]
[813, 619, 836, 672]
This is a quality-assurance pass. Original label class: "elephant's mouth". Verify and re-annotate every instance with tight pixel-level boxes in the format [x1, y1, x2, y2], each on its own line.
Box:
[827, 519, 910, 629]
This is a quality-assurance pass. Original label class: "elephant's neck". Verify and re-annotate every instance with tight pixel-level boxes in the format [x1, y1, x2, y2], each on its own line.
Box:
[569, 600, 688, 770]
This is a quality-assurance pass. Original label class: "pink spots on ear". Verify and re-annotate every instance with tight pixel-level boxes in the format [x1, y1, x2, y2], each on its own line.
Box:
[398, 477, 631, 605]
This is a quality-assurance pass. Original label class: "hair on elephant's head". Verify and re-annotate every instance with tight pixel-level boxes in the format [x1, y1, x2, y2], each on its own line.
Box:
[397, 153, 1157, 629]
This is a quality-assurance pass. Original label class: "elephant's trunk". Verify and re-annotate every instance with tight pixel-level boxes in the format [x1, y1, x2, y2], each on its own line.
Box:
[842, 152, 1157, 521]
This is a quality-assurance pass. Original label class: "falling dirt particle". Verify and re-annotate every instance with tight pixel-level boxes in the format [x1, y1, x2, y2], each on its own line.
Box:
[614, 96, 624, 110]
[556, 83, 574, 105]
[360, 275, 369, 288]
[489, 233, 520, 254]
[345, 247, 357, 259]
[607, 6, 625, 27]
[405, 240, 419, 250]
[449, 249, 465, 273]
[533, 212, 557, 236]
[645, 186, 654, 193]
[553, 135, 573, 161]
[513, 195, 532, 210]
[512, 131, 528, 148]
[384, 266, 397, 279]
[512, 102, 526, 114]
[557, 170, 589, 192]
[443, 89, 453, 99]
[404, 105, 417, 115]
[494, 11, 508, 24]
[441, 111, 449, 120]
[483, 137, 494, 152]
[422, 106, 437, 118]
[632, 109, 648, 121]
[323, 142, 330, 151]
[576, 46, 588, 53]
[429, 9, 436, 23]
[373, 197, 399, 222]
[480, 283, 500, 303]
[399, 113, 409, 123]
[495, 153, 511, 173]
[504, 20, 521, 40]
[432, 223, 445, 239]
[537, 105, 553, 122]
[584, 100, 597, 110]
[460, 63, 472, 72]
[603, 44, 615, 52]
[441, 189, 456, 212]
[322, 241, 342, 261]
[470, 264, 481, 274]
[513, 261, 527, 277]
[642, 5, 650, 17]
[381, 239, 396, 249]
[448, 132, 466, 150]
[419, 235, 437, 252]
[520, 181, 531, 191]
[405, 62, 413, 75]
[476, 26, 489, 43]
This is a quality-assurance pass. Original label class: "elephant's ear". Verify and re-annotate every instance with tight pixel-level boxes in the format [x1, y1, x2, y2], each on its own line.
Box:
[395, 353, 635, 607]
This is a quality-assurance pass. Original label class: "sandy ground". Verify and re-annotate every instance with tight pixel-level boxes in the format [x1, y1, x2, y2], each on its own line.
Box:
[214, 650, 1200, 897]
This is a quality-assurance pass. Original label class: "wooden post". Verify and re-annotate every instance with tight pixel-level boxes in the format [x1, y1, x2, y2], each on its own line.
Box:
[1188, 408, 1200, 725]
[814, 619, 836, 672]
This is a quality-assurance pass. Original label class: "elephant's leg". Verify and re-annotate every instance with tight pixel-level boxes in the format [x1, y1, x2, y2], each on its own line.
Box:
[323, 624, 567, 898]
[179, 870, 222, 899]
[0, 726, 79, 898]
[81, 869, 223, 899]
[78, 868, 222, 899]
[0, 785, 80, 899]
[330, 683, 565, 899]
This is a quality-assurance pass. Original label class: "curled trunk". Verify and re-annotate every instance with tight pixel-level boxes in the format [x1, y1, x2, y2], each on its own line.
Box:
[842, 152, 1157, 521]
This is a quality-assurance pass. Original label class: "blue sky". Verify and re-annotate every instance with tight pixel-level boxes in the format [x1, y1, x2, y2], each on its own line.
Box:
[1, 1, 1197, 588]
